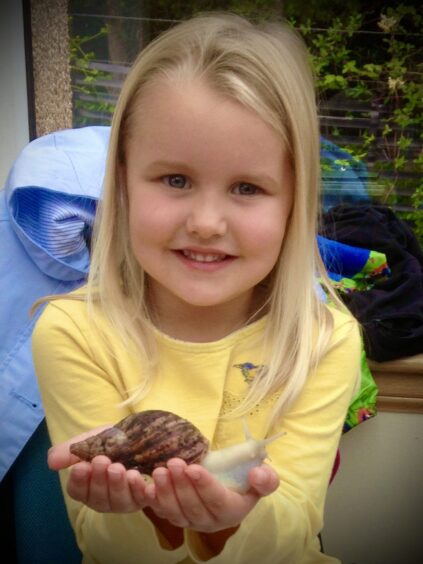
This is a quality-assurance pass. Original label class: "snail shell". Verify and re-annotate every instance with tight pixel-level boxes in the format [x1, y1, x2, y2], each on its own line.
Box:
[70, 410, 209, 475]
[70, 410, 284, 493]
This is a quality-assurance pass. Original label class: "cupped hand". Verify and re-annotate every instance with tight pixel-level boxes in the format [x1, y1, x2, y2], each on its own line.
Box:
[144, 458, 280, 532]
[47, 428, 149, 513]
[47, 431, 279, 519]
[66, 455, 148, 512]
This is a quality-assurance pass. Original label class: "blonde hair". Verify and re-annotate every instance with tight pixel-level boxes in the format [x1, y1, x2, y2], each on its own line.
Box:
[78, 13, 344, 430]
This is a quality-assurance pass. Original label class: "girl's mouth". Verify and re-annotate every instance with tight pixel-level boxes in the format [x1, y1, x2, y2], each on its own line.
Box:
[174, 249, 235, 271]
[181, 249, 227, 263]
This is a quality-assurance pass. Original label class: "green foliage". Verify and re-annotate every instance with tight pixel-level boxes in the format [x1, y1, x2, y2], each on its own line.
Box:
[69, 22, 116, 125]
[296, 4, 422, 245]
[68, 1, 422, 244]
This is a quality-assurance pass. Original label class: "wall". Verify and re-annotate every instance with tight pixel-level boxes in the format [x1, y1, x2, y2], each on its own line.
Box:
[30, 0, 72, 137]
[0, 0, 29, 187]
[323, 411, 423, 564]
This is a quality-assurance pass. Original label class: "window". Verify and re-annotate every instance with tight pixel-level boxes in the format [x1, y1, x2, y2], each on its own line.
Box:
[67, 1, 422, 241]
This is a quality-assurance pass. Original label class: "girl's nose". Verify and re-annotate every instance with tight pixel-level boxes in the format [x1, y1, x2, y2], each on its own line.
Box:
[186, 197, 227, 239]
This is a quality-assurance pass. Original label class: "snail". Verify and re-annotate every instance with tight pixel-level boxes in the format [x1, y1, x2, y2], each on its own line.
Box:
[70, 410, 285, 493]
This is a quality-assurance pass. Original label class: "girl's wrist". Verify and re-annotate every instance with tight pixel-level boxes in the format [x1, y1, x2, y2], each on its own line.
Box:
[197, 526, 239, 555]
[143, 507, 184, 549]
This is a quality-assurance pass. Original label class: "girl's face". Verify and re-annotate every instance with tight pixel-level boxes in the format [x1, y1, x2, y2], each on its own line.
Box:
[122, 78, 293, 327]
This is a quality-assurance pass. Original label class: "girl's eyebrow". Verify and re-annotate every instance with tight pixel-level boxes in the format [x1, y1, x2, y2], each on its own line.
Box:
[241, 173, 280, 189]
[146, 159, 189, 171]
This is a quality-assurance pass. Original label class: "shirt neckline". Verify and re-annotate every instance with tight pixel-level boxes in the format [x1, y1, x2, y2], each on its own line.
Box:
[150, 314, 268, 352]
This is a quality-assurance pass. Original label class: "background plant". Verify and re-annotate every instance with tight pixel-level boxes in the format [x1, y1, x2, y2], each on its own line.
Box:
[69, 24, 116, 125]
[69, 0, 422, 244]
[295, 4, 422, 243]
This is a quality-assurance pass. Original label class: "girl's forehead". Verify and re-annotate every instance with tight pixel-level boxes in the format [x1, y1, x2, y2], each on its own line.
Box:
[125, 76, 191, 133]
[128, 76, 285, 147]
[132, 75, 209, 114]
[126, 79, 285, 156]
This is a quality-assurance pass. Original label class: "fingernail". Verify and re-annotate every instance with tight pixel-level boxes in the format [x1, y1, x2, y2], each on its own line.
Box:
[72, 466, 87, 480]
[92, 457, 109, 470]
[168, 463, 183, 477]
[145, 484, 156, 500]
[254, 469, 265, 485]
[154, 472, 167, 487]
[186, 467, 201, 481]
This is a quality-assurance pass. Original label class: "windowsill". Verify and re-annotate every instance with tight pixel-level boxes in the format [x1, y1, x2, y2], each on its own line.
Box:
[368, 354, 423, 414]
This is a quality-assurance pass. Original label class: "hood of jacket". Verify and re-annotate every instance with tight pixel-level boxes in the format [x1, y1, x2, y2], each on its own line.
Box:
[4, 126, 110, 281]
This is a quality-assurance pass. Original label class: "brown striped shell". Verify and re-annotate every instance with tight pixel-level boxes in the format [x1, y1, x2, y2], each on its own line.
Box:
[69, 410, 209, 475]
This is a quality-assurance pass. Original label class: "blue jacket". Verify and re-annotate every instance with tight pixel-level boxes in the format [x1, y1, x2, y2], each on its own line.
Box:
[0, 126, 109, 480]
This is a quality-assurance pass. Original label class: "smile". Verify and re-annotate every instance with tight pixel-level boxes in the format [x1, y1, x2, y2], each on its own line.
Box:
[182, 250, 227, 263]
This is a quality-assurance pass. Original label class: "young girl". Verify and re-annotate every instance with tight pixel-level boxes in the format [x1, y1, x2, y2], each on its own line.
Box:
[32, 12, 361, 564]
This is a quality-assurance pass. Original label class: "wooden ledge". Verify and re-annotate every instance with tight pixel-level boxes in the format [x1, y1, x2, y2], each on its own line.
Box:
[368, 354, 423, 414]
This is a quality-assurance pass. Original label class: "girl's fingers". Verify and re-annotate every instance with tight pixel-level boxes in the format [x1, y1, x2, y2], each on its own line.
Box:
[48, 425, 112, 470]
[87, 455, 113, 512]
[67, 461, 92, 502]
[127, 470, 148, 507]
[184, 464, 230, 516]
[150, 466, 190, 527]
[248, 465, 280, 496]
[184, 464, 266, 527]
[65, 453, 151, 513]
[48, 445, 81, 470]
[167, 459, 211, 528]
[107, 463, 137, 512]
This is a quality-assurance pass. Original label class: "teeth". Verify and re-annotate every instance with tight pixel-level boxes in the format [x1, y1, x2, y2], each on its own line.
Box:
[182, 250, 225, 262]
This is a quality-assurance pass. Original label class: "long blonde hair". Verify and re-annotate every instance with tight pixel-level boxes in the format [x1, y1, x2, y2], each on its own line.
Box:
[78, 13, 343, 430]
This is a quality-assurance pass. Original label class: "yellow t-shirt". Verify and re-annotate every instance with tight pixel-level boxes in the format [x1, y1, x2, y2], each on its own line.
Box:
[32, 297, 361, 564]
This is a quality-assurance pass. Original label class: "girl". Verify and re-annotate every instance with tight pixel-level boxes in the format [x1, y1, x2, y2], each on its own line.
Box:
[32, 12, 361, 564]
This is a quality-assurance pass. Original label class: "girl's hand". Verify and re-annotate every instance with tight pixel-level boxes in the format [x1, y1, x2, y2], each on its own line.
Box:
[48, 429, 149, 513]
[47, 432, 279, 520]
[48, 425, 111, 471]
[143, 458, 279, 532]
[66, 456, 148, 513]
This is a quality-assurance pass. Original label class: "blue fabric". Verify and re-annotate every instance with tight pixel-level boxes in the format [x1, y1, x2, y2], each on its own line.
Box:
[0, 126, 109, 480]
[12, 188, 97, 269]
[320, 137, 370, 210]
[317, 235, 371, 279]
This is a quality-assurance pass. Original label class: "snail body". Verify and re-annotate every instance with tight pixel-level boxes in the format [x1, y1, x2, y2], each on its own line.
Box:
[201, 421, 284, 493]
[70, 410, 284, 493]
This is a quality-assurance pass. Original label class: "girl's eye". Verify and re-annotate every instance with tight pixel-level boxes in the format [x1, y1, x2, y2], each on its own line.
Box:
[233, 182, 261, 196]
[163, 175, 190, 189]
